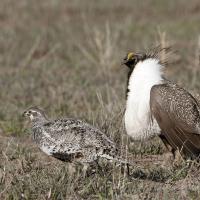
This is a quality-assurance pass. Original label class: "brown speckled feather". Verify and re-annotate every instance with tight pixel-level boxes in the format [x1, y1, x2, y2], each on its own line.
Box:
[150, 82, 200, 158]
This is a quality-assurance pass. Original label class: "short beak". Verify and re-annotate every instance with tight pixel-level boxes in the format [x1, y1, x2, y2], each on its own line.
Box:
[121, 59, 128, 66]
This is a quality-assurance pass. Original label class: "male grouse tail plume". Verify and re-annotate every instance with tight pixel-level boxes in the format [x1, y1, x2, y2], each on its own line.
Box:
[122, 47, 200, 163]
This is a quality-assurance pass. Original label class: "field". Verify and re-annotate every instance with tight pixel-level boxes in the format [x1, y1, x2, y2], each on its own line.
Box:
[0, 0, 200, 199]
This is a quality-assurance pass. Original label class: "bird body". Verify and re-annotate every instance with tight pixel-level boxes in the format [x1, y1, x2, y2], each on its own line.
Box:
[23, 108, 118, 164]
[123, 49, 200, 159]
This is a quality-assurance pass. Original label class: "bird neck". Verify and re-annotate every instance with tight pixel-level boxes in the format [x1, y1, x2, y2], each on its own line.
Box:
[31, 116, 49, 125]
[126, 58, 164, 100]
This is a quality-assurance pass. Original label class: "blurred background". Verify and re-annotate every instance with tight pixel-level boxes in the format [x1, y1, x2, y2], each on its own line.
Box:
[0, 0, 200, 199]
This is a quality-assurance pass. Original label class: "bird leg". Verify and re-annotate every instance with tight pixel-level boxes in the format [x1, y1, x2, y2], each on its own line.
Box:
[118, 162, 131, 176]
[172, 149, 184, 167]
[126, 163, 130, 176]
[67, 163, 76, 176]
[82, 164, 89, 178]
[159, 133, 173, 152]
[159, 134, 185, 167]
[159, 134, 175, 167]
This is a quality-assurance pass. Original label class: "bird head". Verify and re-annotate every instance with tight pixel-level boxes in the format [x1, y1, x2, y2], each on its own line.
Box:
[23, 107, 47, 122]
[122, 52, 146, 69]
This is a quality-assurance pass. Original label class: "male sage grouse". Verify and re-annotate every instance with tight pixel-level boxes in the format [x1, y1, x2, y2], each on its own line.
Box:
[122, 48, 200, 162]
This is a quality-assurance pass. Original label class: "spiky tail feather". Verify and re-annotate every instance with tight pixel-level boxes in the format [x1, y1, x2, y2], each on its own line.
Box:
[116, 153, 163, 167]
[116, 145, 163, 166]
[99, 152, 163, 167]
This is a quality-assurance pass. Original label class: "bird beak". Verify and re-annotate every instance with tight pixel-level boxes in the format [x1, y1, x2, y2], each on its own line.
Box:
[121, 58, 128, 66]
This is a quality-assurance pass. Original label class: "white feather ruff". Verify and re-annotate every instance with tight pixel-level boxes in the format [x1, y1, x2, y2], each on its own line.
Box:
[125, 58, 163, 140]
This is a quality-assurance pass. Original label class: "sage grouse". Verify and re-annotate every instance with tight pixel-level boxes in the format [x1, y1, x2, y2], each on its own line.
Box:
[122, 48, 200, 161]
[23, 107, 127, 165]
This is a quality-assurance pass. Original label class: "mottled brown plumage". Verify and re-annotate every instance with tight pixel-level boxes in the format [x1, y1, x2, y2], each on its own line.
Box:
[150, 82, 200, 159]
[23, 107, 119, 165]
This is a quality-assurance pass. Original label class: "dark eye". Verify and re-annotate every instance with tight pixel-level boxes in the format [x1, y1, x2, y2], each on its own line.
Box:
[131, 56, 136, 60]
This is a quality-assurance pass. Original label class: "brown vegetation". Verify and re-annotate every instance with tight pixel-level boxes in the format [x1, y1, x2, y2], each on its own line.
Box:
[0, 0, 200, 199]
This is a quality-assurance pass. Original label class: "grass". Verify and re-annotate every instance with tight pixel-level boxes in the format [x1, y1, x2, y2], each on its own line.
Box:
[0, 0, 200, 199]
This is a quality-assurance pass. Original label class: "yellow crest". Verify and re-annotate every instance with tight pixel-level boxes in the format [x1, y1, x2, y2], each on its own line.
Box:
[127, 52, 135, 60]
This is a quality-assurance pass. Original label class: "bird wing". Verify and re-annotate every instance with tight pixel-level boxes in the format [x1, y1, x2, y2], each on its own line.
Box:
[39, 120, 86, 161]
[150, 83, 200, 158]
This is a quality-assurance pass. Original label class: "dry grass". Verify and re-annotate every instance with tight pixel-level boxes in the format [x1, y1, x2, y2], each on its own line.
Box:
[0, 0, 200, 199]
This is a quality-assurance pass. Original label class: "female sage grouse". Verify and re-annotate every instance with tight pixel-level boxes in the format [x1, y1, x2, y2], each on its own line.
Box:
[122, 47, 200, 162]
[23, 107, 133, 166]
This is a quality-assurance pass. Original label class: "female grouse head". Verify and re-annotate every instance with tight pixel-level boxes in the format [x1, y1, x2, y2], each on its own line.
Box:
[23, 107, 48, 122]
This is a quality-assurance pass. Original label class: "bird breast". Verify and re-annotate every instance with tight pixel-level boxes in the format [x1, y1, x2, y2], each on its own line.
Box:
[125, 98, 160, 140]
[125, 59, 163, 140]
